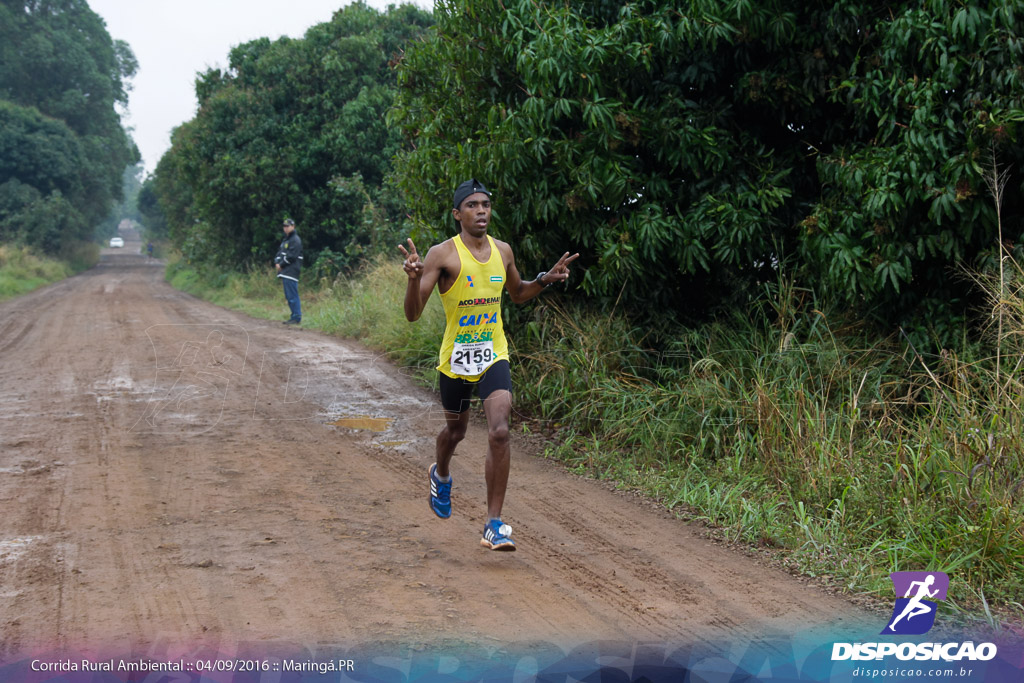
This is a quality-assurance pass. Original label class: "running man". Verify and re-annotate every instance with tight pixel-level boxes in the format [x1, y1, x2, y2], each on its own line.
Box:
[887, 574, 939, 631]
[398, 179, 578, 551]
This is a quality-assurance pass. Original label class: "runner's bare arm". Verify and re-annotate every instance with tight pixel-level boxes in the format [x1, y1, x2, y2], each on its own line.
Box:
[398, 239, 441, 321]
[503, 245, 580, 304]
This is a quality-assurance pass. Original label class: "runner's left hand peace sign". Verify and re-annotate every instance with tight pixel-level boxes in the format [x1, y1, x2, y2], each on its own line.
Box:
[542, 252, 580, 285]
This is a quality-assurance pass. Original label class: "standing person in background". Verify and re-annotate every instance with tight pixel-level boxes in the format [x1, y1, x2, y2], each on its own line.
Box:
[398, 179, 578, 551]
[275, 218, 303, 325]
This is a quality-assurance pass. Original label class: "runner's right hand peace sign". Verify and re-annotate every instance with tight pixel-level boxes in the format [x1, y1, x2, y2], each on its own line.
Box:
[397, 238, 424, 279]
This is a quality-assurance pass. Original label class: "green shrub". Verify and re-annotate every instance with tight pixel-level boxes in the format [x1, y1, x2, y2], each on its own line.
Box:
[0, 244, 75, 300]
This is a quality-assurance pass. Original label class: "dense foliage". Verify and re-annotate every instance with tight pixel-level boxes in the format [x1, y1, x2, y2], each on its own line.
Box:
[0, 0, 138, 253]
[809, 0, 1024, 342]
[151, 1, 433, 276]
[136, 172, 168, 241]
[389, 0, 1024, 339]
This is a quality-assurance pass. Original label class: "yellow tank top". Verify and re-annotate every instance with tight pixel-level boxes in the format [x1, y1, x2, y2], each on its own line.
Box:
[437, 234, 509, 381]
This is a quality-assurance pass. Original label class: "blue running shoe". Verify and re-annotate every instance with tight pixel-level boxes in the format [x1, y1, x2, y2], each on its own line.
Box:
[480, 519, 516, 551]
[428, 464, 452, 518]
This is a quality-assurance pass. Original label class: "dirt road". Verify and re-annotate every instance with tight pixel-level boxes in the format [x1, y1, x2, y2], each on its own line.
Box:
[0, 233, 875, 666]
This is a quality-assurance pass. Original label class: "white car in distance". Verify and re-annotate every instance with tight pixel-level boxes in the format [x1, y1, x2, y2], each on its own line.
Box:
[109, 237, 124, 248]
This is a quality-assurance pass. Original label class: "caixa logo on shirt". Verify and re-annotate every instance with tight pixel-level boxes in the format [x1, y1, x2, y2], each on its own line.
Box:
[458, 312, 499, 327]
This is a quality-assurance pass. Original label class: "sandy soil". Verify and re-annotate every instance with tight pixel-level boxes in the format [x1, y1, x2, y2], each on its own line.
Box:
[0, 231, 877, 665]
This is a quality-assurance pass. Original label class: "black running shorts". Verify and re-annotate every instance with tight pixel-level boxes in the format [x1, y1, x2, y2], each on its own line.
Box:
[438, 360, 512, 413]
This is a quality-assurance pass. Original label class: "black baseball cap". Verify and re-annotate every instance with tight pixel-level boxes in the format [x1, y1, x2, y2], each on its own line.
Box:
[453, 179, 491, 209]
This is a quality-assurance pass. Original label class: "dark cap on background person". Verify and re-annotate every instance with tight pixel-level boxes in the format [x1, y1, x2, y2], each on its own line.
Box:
[453, 179, 491, 209]
[282, 218, 295, 227]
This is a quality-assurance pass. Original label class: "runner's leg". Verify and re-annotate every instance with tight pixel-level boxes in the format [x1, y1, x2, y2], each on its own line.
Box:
[435, 409, 468, 478]
[482, 389, 511, 519]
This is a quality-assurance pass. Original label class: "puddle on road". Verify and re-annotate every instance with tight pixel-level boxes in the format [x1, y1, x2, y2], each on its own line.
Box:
[330, 416, 394, 432]
[0, 536, 39, 562]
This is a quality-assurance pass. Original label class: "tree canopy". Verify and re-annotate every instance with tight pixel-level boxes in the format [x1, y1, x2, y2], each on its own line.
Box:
[389, 0, 1024, 338]
[0, 0, 139, 252]
[152, 1, 434, 275]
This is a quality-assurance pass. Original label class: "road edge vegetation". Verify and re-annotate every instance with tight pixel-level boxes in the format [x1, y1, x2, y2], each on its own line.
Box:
[0, 243, 97, 301]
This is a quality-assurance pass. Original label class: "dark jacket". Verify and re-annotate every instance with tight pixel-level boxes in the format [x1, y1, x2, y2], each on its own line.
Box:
[275, 231, 303, 280]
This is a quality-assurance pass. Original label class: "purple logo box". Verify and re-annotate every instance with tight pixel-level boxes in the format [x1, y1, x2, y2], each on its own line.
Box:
[890, 571, 949, 600]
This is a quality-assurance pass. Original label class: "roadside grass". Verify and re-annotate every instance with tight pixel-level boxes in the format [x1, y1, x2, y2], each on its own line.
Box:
[166, 252, 1024, 623]
[166, 254, 445, 384]
[168, 256, 283, 320]
[167, 253, 446, 384]
[60, 240, 101, 273]
[0, 244, 84, 301]
[517, 296, 1024, 621]
[310, 255, 445, 384]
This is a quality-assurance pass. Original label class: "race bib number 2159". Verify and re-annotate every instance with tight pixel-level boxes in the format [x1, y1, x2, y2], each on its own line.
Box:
[451, 341, 494, 376]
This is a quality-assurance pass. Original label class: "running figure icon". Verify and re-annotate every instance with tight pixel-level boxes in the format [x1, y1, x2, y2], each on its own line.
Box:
[887, 574, 939, 631]
[881, 571, 948, 635]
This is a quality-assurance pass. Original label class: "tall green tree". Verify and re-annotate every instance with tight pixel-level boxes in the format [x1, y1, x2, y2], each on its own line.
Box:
[137, 172, 169, 242]
[0, 0, 139, 252]
[389, 0, 1024, 337]
[390, 0, 858, 316]
[158, 1, 433, 272]
[804, 1, 1024, 341]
